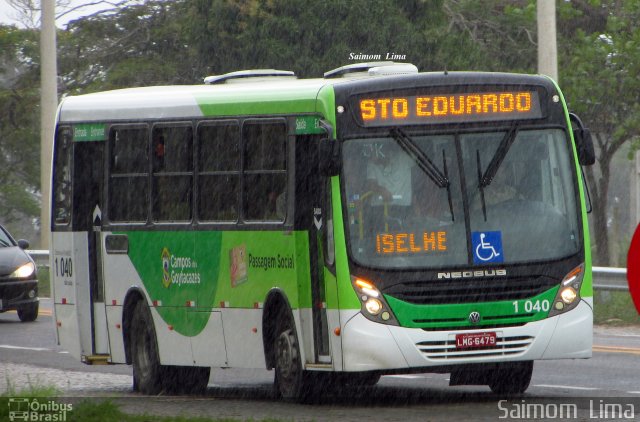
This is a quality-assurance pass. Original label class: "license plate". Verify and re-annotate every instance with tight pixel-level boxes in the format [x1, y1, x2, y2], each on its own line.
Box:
[455, 332, 497, 349]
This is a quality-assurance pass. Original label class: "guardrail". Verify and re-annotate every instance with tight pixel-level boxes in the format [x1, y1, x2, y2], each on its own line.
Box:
[27, 251, 629, 291]
[27, 250, 49, 268]
[592, 266, 628, 291]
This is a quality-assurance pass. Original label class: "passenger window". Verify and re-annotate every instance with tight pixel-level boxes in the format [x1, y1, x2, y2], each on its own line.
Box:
[111, 127, 148, 174]
[243, 122, 287, 221]
[198, 123, 240, 222]
[109, 126, 149, 222]
[152, 125, 193, 222]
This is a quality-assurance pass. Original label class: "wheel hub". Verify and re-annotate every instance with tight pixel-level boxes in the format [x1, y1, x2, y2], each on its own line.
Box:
[276, 329, 297, 378]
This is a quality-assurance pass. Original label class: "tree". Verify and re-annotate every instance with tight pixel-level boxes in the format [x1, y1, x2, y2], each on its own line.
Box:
[560, 0, 640, 265]
[0, 25, 41, 236]
[179, 0, 463, 79]
[58, 1, 191, 93]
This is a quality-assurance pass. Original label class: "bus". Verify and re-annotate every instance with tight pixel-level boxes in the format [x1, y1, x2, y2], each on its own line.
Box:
[50, 62, 595, 400]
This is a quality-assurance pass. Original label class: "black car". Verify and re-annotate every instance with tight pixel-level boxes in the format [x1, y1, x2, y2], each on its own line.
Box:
[0, 224, 38, 322]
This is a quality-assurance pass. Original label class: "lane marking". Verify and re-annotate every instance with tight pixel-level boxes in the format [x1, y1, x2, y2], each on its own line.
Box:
[385, 375, 427, 380]
[4, 309, 52, 316]
[597, 333, 640, 338]
[593, 345, 640, 356]
[0, 344, 50, 352]
[534, 384, 599, 391]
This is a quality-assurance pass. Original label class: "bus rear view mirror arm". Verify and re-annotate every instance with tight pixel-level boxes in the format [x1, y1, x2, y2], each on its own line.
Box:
[318, 138, 342, 176]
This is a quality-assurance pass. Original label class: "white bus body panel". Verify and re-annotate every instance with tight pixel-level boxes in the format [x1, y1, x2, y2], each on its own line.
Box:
[190, 311, 227, 366]
[51, 232, 92, 361]
[220, 309, 265, 368]
[105, 304, 126, 363]
[150, 307, 194, 366]
[341, 299, 592, 372]
[92, 302, 110, 354]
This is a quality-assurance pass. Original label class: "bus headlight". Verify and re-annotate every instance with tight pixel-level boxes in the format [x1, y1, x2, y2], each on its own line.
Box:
[365, 298, 383, 315]
[560, 287, 577, 304]
[548, 264, 584, 317]
[351, 276, 398, 325]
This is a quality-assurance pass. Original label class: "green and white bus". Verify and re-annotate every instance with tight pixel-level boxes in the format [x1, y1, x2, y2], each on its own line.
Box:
[51, 62, 595, 399]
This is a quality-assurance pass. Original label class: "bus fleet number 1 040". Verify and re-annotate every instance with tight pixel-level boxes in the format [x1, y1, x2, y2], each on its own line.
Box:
[513, 299, 551, 314]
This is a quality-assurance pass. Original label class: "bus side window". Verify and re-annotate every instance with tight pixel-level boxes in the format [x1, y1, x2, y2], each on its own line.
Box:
[325, 178, 335, 266]
[151, 124, 193, 222]
[243, 121, 287, 222]
[108, 126, 149, 223]
[53, 127, 72, 226]
[197, 122, 240, 222]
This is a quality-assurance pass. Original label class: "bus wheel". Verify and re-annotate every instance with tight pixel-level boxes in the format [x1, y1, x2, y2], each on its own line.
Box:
[274, 313, 310, 401]
[489, 361, 533, 395]
[17, 302, 38, 322]
[131, 301, 163, 395]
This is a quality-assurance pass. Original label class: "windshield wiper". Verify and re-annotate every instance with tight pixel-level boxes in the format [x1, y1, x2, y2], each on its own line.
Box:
[390, 128, 454, 221]
[476, 125, 518, 221]
[479, 125, 518, 188]
[390, 128, 449, 188]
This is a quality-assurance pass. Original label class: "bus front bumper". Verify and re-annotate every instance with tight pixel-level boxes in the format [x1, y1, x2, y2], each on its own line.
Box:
[341, 299, 592, 372]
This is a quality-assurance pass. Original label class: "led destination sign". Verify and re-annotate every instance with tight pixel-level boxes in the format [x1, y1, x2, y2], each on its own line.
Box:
[358, 91, 542, 126]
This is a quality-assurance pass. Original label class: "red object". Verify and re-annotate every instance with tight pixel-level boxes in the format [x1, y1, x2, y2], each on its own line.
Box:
[455, 332, 497, 349]
[627, 224, 640, 313]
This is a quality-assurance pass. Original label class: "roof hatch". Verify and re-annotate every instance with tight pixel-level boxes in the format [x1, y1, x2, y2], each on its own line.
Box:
[204, 69, 296, 85]
[324, 62, 418, 79]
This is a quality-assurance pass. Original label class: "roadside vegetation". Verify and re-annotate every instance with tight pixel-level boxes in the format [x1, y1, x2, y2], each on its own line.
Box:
[1, 386, 280, 422]
[594, 290, 640, 326]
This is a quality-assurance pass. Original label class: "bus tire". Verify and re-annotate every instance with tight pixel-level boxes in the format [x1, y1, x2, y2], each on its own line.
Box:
[131, 300, 163, 395]
[18, 302, 38, 322]
[488, 361, 533, 395]
[273, 310, 312, 402]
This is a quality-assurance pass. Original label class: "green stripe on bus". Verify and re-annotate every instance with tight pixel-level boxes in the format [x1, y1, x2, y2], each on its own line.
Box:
[124, 230, 311, 337]
[386, 286, 559, 329]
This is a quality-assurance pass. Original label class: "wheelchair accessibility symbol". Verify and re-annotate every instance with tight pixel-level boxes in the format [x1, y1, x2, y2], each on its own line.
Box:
[472, 231, 504, 264]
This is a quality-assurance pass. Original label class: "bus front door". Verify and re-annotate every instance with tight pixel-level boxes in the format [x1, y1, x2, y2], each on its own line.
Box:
[297, 132, 334, 366]
[73, 141, 109, 363]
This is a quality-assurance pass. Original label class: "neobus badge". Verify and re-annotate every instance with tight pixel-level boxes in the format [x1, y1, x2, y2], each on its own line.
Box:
[358, 91, 542, 126]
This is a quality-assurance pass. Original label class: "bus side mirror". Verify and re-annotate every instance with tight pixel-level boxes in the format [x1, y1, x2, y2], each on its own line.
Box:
[575, 127, 595, 165]
[318, 138, 341, 176]
[569, 113, 596, 166]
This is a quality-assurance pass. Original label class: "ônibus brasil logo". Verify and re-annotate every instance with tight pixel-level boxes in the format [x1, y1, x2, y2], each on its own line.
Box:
[8, 398, 73, 421]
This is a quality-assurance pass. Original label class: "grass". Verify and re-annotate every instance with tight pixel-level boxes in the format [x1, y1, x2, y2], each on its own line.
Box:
[37, 265, 50, 298]
[66, 400, 251, 422]
[593, 290, 640, 326]
[1, 384, 282, 422]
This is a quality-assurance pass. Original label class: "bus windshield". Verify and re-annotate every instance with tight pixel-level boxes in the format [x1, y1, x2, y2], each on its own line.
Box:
[342, 128, 580, 269]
